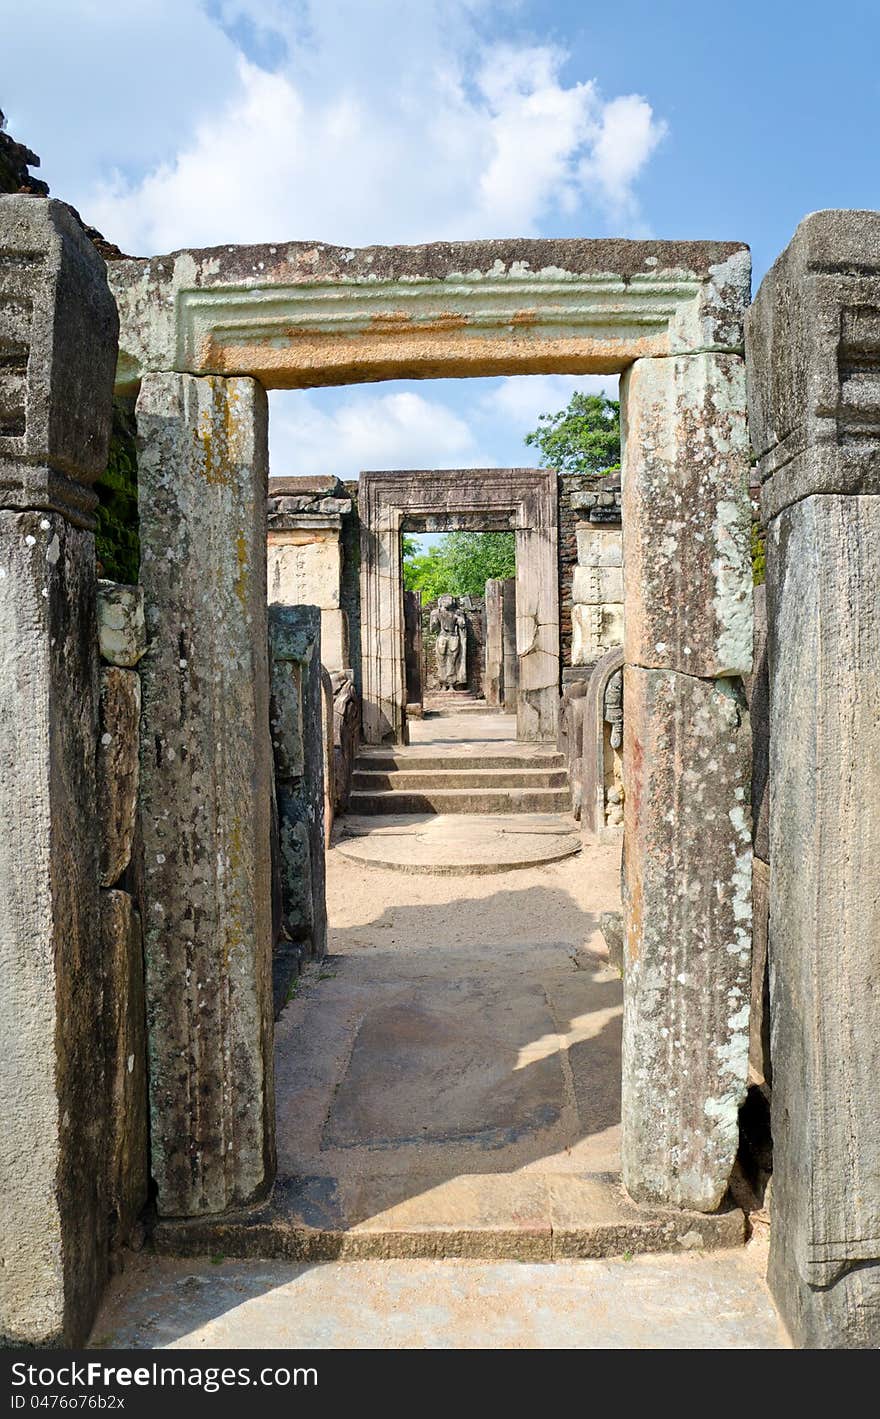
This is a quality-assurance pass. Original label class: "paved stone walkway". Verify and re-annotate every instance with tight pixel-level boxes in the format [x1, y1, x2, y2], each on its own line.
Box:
[93, 711, 786, 1346]
[90, 1250, 788, 1348]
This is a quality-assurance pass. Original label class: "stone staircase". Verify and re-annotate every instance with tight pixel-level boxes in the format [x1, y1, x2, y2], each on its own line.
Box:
[421, 690, 496, 717]
[350, 745, 571, 815]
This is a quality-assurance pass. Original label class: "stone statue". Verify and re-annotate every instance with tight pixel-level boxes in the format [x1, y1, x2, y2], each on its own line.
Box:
[604, 668, 623, 749]
[430, 594, 467, 689]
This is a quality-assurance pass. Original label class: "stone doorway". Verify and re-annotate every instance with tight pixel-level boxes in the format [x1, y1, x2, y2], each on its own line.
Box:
[107, 234, 753, 1240]
[359, 467, 558, 745]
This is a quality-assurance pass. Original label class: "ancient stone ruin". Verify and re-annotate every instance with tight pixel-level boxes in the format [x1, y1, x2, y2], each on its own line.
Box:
[1, 180, 879, 1350]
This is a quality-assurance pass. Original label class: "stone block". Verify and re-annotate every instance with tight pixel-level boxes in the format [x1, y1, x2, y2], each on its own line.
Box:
[317, 496, 352, 515]
[267, 532, 341, 609]
[576, 524, 622, 567]
[571, 601, 624, 664]
[96, 580, 146, 667]
[100, 890, 148, 1250]
[621, 352, 752, 678]
[622, 665, 751, 1212]
[0, 197, 118, 528]
[136, 372, 274, 1217]
[571, 564, 623, 606]
[0, 510, 102, 1345]
[766, 494, 880, 1346]
[97, 666, 140, 888]
[320, 607, 349, 672]
[747, 210, 880, 518]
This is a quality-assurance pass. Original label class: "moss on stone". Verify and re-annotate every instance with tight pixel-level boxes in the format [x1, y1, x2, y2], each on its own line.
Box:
[95, 399, 139, 584]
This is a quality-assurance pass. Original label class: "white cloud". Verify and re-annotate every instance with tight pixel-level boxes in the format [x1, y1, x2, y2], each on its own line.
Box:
[31, 0, 668, 254]
[484, 374, 619, 434]
[268, 388, 496, 479]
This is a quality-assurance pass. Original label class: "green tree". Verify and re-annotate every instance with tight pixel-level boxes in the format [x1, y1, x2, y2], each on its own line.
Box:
[524, 391, 620, 477]
[402, 530, 516, 599]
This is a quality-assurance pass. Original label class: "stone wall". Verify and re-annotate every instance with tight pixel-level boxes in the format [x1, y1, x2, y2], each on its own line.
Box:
[267, 475, 352, 672]
[562, 472, 623, 671]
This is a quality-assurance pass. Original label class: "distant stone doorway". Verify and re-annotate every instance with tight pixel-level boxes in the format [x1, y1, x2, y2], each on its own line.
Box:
[359, 467, 558, 745]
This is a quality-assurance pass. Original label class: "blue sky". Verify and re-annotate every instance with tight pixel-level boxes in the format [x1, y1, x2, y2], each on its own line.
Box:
[4, 0, 879, 488]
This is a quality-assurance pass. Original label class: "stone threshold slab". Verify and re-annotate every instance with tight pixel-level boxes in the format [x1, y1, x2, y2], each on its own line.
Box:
[151, 1173, 745, 1263]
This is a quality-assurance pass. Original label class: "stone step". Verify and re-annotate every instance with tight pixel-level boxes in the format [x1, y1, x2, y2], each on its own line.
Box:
[151, 1174, 746, 1263]
[356, 752, 566, 772]
[348, 786, 572, 815]
[424, 705, 501, 717]
[352, 768, 569, 791]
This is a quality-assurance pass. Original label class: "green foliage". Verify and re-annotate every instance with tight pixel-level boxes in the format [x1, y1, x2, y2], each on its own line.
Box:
[403, 530, 516, 599]
[751, 521, 766, 586]
[95, 399, 139, 584]
[524, 391, 621, 478]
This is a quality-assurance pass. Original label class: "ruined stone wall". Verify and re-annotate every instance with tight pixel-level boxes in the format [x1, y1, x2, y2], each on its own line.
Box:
[559, 471, 622, 673]
[95, 582, 149, 1264]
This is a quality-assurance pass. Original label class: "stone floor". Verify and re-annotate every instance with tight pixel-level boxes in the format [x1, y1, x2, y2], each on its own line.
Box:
[90, 1249, 788, 1348]
[97, 710, 786, 1346]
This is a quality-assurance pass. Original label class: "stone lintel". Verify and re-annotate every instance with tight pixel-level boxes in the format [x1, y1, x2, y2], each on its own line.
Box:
[108, 236, 750, 392]
[267, 515, 342, 538]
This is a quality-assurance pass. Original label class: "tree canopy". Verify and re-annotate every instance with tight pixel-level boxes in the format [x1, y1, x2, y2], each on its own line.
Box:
[524, 391, 620, 477]
[402, 530, 516, 600]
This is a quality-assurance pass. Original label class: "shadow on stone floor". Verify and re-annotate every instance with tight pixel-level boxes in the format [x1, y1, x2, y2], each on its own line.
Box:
[272, 881, 624, 1229]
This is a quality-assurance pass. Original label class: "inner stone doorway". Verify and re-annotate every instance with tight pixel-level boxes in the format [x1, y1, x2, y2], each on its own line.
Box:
[359, 468, 559, 746]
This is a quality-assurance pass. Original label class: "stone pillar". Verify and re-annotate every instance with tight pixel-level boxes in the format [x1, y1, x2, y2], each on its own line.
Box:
[747, 211, 880, 1347]
[501, 577, 517, 713]
[0, 197, 117, 1345]
[620, 350, 753, 1212]
[515, 510, 559, 741]
[360, 507, 405, 744]
[268, 603, 327, 973]
[135, 372, 274, 1218]
[484, 578, 504, 706]
[403, 588, 423, 710]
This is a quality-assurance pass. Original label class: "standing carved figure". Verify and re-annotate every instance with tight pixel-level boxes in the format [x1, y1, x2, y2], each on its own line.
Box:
[430, 594, 467, 689]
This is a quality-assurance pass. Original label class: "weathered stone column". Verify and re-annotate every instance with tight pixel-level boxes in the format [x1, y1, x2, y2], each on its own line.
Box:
[268, 604, 327, 970]
[747, 211, 880, 1347]
[620, 350, 753, 1211]
[0, 197, 117, 1344]
[360, 495, 405, 744]
[501, 577, 517, 713]
[136, 372, 274, 1217]
[484, 578, 504, 706]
